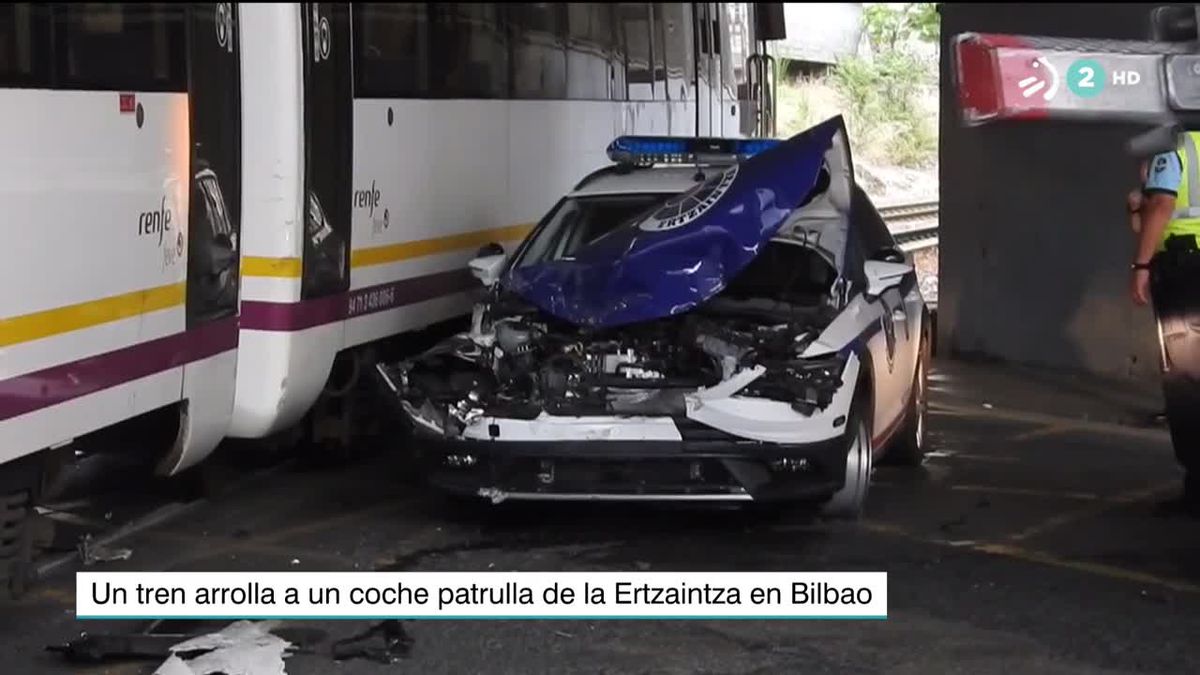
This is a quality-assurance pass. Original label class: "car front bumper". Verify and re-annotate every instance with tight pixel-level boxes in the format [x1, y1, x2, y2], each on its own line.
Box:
[410, 418, 850, 504]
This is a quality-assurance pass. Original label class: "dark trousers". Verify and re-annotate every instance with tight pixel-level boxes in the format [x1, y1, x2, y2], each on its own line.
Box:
[1150, 235, 1200, 497]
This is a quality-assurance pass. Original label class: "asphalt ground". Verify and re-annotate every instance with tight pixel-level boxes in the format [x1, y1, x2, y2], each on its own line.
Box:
[3, 362, 1199, 675]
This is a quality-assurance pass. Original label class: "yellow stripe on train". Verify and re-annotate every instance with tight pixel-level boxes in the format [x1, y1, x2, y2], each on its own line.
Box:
[241, 256, 303, 278]
[349, 223, 533, 270]
[0, 282, 185, 348]
[240, 224, 534, 279]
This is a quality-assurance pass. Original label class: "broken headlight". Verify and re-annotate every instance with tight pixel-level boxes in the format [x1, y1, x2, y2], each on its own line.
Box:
[738, 353, 847, 416]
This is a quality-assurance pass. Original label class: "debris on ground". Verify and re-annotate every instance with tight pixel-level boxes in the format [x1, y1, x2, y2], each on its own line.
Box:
[332, 620, 413, 664]
[49, 621, 297, 675]
[78, 533, 132, 565]
[267, 626, 327, 650]
[46, 631, 189, 663]
[161, 620, 295, 675]
[154, 655, 195, 675]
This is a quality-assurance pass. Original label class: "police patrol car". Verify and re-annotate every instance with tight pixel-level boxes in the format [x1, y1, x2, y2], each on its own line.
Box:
[377, 116, 931, 519]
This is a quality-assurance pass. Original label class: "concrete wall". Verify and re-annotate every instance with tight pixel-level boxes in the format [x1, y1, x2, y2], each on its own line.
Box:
[938, 3, 1173, 382]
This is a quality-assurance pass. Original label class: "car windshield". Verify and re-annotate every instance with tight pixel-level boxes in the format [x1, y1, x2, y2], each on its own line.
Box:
[512, 193, 674, 268]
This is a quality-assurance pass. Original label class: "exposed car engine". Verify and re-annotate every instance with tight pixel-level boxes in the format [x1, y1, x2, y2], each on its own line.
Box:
[383, 293, 847, 438]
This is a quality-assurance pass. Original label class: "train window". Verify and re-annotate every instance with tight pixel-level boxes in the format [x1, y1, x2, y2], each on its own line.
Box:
[566, 3, 614, 100]
[610, 7, 626, 101]
[650, 3, 667, 100]
[659, 3, 692, 101]
[619, 3, 652, 101]
[354, 3, 429, 98]
[716, 5, 736, 102]
[510, 3, 567, 99]
[709, 6, 722, 56]
[430, 3, 508, 98]
[55, 3, 186, 92]
[727, 2, 752, 93]
[694, 3, 715, 87]
[0, 3, 47, 86]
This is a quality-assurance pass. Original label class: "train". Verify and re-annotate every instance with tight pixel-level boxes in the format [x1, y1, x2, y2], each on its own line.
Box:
[0, 1, 785, 595]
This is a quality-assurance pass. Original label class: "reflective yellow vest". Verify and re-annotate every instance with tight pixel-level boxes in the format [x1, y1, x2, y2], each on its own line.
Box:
[1166, 131, 1200, 249]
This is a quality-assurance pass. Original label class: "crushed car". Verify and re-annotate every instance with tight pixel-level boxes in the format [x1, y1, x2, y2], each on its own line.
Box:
[376, 116, 931, 519]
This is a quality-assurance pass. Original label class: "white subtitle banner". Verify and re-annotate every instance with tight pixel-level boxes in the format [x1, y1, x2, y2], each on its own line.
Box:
[77, 571, 887, 619]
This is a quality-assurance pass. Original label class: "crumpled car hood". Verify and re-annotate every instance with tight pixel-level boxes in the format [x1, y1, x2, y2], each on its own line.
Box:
[503, 117, 845, 329]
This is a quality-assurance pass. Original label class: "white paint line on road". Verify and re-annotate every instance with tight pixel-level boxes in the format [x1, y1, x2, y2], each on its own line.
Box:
[930, 403, 1171, 446]
[861, 519, 1200, 595]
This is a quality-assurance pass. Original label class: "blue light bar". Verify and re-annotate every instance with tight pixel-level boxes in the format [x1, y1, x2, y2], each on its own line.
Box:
[606, 135, 783, 167]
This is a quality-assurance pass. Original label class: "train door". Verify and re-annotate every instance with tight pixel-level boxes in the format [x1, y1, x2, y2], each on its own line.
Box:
[750, 3, 785, 138]
[695, 2, 720, 137]
[300, 3, 353, 302]
[728, 3, 783, 139]
[186, 2, 241, 329]
[713, 3, 739, 138]
[163, 2, 244, 475]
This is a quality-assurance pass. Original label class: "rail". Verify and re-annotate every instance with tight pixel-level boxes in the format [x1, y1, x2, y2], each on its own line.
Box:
[879, 200, 939, 252]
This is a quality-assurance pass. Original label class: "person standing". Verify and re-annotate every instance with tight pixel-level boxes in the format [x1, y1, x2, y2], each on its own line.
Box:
[1129, 160, 1170, 427]
[1133, 134, 1200, 514]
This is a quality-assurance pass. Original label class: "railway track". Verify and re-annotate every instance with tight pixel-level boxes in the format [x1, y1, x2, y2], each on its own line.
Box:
[880, 200, 939, 252]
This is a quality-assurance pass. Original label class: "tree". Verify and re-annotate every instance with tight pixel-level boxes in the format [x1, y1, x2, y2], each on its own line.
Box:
[863, 3, 939, 53]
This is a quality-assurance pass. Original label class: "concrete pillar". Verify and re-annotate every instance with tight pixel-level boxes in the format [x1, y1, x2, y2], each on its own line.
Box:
[939, 3, 1168, 382]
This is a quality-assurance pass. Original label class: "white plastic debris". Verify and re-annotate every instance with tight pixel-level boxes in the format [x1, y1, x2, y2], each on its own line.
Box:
[153, 654, 194, 675]
[155, 620, 294, 675]
[78, 534, 133, 565]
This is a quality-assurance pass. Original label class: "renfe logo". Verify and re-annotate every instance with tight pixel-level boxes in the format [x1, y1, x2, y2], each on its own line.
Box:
[139, 197, 173, 245]
[354, 180, 381, 218]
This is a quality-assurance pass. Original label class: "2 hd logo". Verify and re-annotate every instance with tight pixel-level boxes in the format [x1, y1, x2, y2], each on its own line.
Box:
[1067, 59, 1105, 99]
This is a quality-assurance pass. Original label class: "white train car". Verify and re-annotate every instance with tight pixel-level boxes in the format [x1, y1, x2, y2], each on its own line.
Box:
[0, 2, 783, 595]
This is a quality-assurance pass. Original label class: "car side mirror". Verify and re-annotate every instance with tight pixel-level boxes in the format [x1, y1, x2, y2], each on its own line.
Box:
[863, 260, 912, 298]
[475, 242, 505, 258]
[468, 242, 506, 287]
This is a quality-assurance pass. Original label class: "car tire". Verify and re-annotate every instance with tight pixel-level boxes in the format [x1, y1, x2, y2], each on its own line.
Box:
[884, 334, 930, 467]
[1164, 377, 1200, 478]
[820, 391, 873, 520]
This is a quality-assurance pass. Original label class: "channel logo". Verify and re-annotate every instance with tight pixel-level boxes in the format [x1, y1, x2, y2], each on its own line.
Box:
[1018, 57, 1059, 101]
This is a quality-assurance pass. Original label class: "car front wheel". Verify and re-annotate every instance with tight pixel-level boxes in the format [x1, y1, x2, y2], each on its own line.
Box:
[820, 396, 873, 520]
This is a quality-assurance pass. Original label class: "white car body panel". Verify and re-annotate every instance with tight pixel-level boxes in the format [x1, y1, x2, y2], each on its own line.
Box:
[686, 356, 863, 444]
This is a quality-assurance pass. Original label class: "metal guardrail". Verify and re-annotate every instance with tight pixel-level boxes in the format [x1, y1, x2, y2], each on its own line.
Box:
[879, 200, 939, 252]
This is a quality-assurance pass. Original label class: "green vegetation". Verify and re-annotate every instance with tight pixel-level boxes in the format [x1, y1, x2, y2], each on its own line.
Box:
[777, 3, 939, 170]
[863, 2, 939, 50]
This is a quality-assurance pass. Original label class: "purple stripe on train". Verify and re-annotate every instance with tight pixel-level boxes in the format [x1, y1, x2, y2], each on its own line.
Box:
[239, 268, 478, 331]
[0, 269, 480, 421]
[0, 317, 239, 422]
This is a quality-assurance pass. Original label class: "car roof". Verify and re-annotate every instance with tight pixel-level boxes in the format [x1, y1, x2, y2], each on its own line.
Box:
[567, 164, 729, 198]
